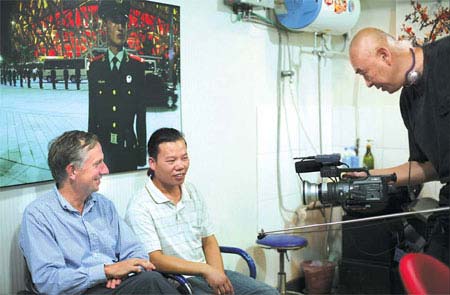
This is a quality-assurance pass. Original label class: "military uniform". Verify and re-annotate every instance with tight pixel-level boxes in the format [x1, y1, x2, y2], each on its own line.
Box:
[88, 51, 147, 173]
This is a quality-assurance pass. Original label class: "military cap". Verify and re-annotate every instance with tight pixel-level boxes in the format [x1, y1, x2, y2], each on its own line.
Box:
[98, 0, 131, 24]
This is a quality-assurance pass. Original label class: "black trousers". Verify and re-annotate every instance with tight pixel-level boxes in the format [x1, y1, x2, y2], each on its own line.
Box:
[85, 271, 179, 294]
[424, 183, 449, 265]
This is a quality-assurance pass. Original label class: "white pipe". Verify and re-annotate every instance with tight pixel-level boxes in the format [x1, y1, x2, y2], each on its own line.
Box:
[314, 32, 324, 154]
[300, 46, 348, 57]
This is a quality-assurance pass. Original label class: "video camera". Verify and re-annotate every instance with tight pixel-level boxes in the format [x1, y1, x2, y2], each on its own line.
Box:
[295, 154, 397, 216]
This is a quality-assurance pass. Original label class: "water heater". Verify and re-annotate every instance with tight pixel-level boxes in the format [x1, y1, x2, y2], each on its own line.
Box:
[275, 0, 361, 35]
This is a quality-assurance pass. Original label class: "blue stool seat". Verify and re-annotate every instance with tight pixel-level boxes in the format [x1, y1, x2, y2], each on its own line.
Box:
[256, 234, 308, 295]
[256, 234, 308, 249]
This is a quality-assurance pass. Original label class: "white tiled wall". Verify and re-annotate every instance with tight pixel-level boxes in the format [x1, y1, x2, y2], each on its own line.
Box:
[255, 48, 341, 283]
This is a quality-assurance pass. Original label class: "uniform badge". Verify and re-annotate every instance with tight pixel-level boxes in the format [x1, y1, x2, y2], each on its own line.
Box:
[110, 133, 118, 144]
[126, 75, 132, 83]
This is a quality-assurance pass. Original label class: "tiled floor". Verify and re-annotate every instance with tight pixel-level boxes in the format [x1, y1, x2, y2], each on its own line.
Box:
[0, 82, 88, 187]
[0, 81, 181, 187]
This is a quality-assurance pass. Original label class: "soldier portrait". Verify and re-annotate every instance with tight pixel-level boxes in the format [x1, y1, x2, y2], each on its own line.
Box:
[88, 0, 147, 173]
[1, 0, 180, 187]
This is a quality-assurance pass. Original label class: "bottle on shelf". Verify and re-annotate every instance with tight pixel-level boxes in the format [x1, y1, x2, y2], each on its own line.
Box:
[342, 147, 352, 167]
[349, 145, 359, 168]
[363, 140, 374, 170]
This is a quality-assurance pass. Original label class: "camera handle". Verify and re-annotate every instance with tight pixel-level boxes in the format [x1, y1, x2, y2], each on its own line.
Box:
[320, 166, 369, 178]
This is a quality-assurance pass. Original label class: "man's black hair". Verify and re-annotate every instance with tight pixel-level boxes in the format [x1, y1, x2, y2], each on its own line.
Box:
[147, 128, 186, 176]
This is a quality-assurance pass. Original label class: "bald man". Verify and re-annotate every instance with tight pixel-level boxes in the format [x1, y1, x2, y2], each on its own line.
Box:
[349, 28, 449, 264]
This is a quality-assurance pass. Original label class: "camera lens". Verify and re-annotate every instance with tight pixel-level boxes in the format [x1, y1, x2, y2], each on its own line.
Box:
[322, 182, 349, 206]
[302, 181, 349, 206]
[302, 181, 321, 205]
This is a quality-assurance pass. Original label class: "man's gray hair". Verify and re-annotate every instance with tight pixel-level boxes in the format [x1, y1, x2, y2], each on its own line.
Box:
[47, 130, 99, 185]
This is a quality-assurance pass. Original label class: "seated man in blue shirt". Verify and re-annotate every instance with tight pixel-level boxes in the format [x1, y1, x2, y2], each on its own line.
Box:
[125, 128, 278, 295]
[19, 130, 178, 295]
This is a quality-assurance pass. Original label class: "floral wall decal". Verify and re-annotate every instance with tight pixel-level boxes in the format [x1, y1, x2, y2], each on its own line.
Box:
[399, 0, 450, 45]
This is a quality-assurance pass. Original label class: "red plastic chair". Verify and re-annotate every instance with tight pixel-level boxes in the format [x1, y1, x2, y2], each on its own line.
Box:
[399, 253, 450, 295]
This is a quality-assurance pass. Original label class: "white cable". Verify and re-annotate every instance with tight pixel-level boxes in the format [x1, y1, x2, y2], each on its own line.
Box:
[276, 30, 298, 220]
[323, 33, 348, 53]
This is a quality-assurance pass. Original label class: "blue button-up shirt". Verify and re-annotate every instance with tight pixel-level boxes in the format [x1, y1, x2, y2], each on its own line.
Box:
[19, 186, 149, 295]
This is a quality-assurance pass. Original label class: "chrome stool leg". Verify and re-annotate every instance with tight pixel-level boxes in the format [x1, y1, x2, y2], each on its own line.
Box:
[278, 249, 287, 295]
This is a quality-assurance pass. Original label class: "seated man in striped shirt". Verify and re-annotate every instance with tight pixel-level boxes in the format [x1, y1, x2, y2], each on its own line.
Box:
[125, 128, 278, 295]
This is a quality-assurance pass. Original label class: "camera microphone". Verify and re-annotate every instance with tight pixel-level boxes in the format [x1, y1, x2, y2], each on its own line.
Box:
[294, 153, 341, 173]
[295, 160, 323, 173]
[315, 153, 341, 164]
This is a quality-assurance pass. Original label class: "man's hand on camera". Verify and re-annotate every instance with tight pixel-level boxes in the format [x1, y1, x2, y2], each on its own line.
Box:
[342, 171, 369, 179]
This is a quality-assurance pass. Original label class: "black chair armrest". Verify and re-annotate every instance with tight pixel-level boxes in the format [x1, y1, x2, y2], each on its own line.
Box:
[161, 272, 193, 294]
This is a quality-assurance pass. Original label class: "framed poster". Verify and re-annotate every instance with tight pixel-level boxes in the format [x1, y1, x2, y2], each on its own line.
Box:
[0, 0, 181, 187]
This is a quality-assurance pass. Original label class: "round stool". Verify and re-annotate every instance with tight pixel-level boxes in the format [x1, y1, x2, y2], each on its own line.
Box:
[257, 234, 308, 295]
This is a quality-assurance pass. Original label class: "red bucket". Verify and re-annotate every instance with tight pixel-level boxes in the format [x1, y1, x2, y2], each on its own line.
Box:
[301, 260, 336, 294]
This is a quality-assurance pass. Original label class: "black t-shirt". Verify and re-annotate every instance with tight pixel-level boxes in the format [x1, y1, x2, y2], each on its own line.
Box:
[400, 36, 450, 184]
